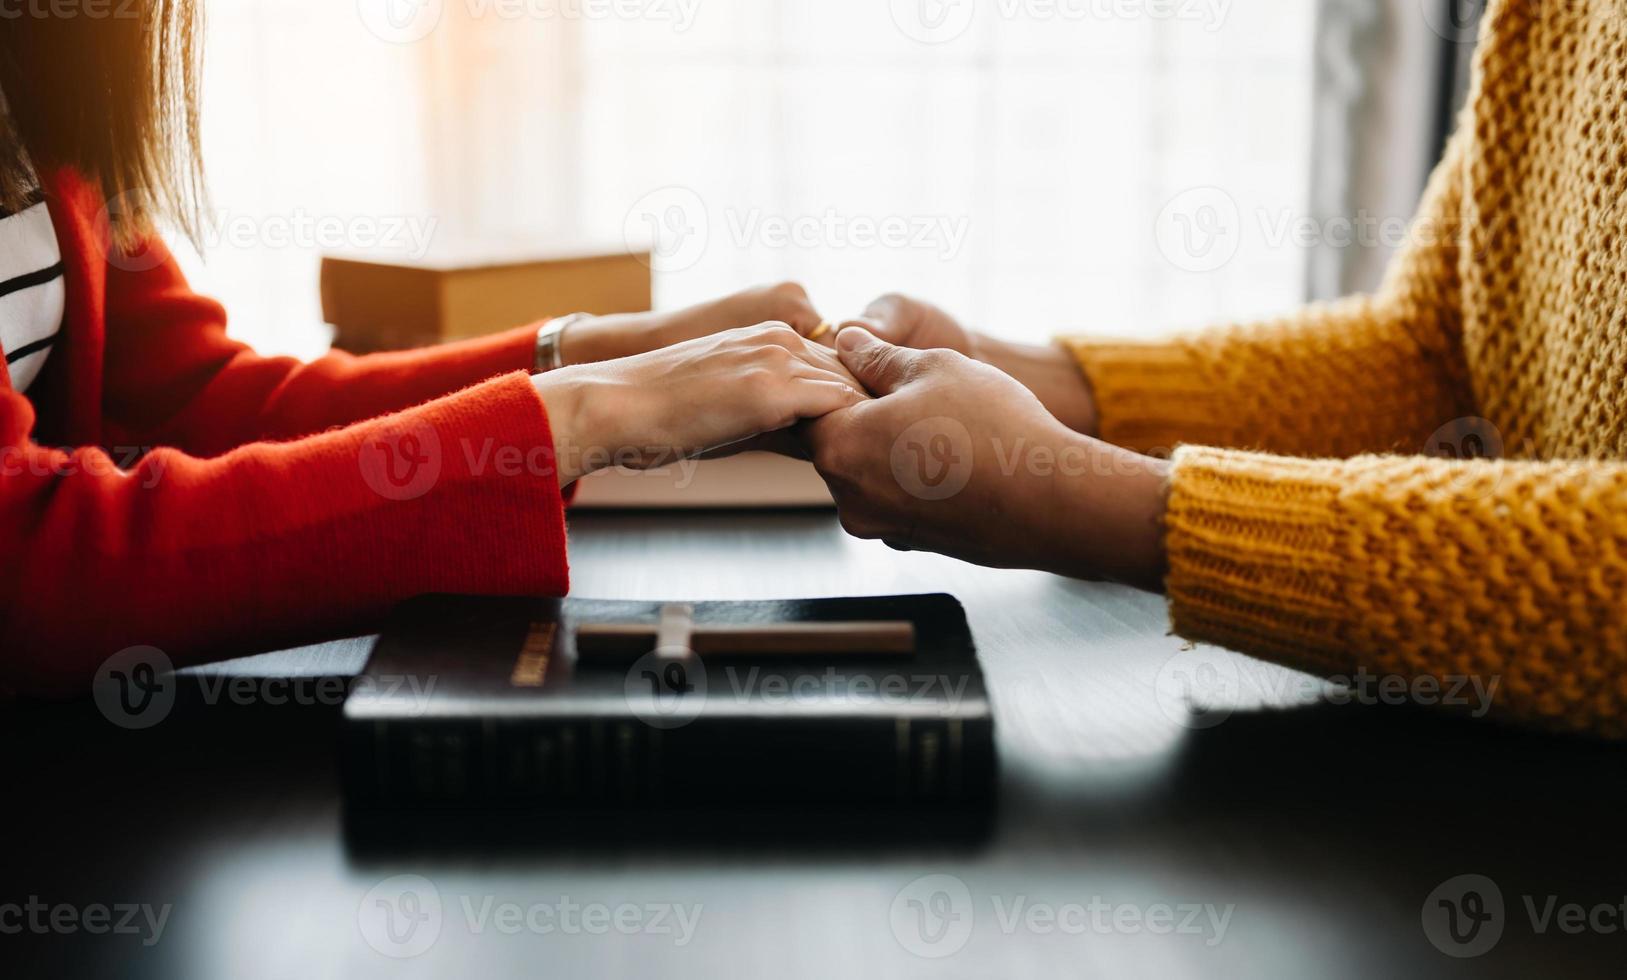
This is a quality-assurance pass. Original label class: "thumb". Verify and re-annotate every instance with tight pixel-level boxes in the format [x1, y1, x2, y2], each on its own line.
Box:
[839, 314, 901, 345]
[835, 326, 912, 396]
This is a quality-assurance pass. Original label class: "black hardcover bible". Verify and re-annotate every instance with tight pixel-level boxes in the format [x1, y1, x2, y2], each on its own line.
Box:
[341, 594, 996, 810]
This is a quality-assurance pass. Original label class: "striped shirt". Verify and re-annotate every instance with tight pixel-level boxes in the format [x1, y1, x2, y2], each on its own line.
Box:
[0, 190, 65, 393]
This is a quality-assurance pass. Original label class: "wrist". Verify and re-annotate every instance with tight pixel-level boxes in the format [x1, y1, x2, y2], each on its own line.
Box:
[1039, 432, 1170, 590]
[554, 314, 617, 366]
[531, 368, 598, 487]
[557, 311, 683, 366]
[972, 334, 1100, 436]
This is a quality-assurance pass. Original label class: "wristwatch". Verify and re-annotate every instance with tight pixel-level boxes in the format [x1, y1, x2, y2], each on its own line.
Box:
[534, 313, 591, 373]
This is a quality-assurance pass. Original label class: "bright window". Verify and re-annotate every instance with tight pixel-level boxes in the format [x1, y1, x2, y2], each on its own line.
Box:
[180, 1, 1317, 358]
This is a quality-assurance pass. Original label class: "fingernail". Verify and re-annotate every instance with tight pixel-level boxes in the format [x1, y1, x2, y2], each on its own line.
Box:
[837, 327, 877, 352]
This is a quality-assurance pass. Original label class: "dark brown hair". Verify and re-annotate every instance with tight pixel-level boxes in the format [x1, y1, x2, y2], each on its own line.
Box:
[0, 0, 204, 247]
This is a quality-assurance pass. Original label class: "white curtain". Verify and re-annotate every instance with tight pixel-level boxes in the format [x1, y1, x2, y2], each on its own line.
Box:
[182, 0, 1321, 359]
[1305, 0, 1461, 299]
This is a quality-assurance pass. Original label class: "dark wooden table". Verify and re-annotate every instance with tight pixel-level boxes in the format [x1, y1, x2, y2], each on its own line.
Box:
[5, 512, 1624, 978]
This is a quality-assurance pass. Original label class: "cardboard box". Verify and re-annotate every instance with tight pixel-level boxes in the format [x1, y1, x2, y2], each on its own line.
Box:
[321, 247, 653, 353]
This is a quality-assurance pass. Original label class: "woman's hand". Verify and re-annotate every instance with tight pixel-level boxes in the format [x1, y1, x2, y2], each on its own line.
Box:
[840, 293, 1099, 435]
[555, 282, 825, 365]
[534, 322, 865, 486]
[801, 328, 1169, 590]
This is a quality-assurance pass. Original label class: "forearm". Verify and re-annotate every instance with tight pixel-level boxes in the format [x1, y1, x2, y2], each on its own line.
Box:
[1059, 295, 1475, 458]
[107, 317, 542, 456]
[1043, 435, 1170, 589]
[1, 375, 570, 697]
[985, 427, 1171, 590]
[972, 334, 1100, 436]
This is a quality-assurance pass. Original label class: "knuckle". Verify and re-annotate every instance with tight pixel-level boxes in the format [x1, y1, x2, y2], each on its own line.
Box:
[744, 364, 781, 387]
[754, 321, 800, 346]
[722, 324, 758, 345]
[758, 343, 796, 367]
[916, 348, 962, 374]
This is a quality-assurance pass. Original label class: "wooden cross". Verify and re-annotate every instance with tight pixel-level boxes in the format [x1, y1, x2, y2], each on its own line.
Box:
[575, 604, 916, 663]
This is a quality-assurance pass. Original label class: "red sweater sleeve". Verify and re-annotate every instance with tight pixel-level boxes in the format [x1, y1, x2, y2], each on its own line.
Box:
[0, 374, 570, 698]
[100, 236, 544, 456]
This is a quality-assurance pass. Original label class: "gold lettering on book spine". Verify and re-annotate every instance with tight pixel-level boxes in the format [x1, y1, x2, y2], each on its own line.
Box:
[510, 621, 557, 688]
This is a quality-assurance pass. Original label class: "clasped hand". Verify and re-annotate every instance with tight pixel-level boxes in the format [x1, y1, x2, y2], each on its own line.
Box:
[530, 284, 1170, 588]
[801, 327, 1170, 589]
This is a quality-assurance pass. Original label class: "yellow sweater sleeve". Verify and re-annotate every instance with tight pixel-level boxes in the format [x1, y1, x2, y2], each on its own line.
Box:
[1061, 129, 1476, 459]
[1057, 126, 1627, 735]
[1166, 448, 1627, 736]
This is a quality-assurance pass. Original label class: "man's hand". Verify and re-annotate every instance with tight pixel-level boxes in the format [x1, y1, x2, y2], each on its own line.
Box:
[558, 283, 824, 365]
[838, 293, 1098, 435]
[802, 327, 1169, 589]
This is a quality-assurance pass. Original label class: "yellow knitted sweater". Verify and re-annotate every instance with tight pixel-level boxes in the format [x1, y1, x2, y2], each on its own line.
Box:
[1063, 0, 1627, 738]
